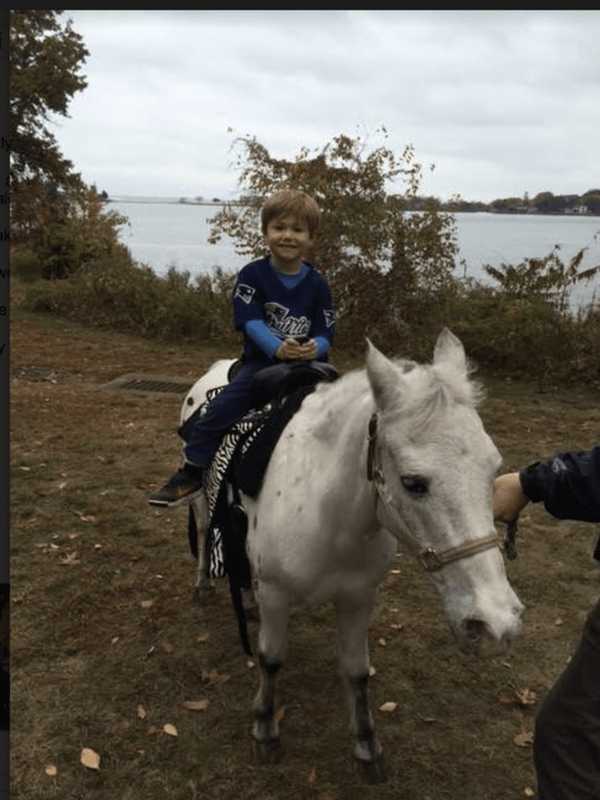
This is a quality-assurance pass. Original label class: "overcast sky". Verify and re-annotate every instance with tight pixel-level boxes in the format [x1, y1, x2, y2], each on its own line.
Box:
[55, 10, 600, 203]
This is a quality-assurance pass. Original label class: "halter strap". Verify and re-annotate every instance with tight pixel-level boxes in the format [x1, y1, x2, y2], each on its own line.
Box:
[366, 413, 501, 572]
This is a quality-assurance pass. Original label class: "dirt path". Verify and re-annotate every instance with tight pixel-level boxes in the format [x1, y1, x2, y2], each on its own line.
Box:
[10, 310, 600, 800]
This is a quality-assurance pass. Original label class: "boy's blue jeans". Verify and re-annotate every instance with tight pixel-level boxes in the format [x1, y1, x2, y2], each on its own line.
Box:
[183, 359, 271, 469]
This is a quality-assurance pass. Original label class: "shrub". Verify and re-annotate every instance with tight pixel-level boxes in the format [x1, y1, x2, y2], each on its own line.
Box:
[11, 247, 45, 283]
[22, 252, 238, 345]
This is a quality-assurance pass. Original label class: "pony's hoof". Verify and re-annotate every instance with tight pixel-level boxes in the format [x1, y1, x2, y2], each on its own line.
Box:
[253, 737, 282, 765]
[355, 756, 387, 784]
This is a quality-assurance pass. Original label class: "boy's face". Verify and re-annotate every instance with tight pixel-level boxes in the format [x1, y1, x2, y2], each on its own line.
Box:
[264, 214, 313, 272]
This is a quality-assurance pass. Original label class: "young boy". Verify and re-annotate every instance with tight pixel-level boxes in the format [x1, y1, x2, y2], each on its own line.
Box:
[148, 189, 335, 507]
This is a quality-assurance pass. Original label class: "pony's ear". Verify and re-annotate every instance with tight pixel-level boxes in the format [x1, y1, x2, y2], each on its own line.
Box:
[433, 328, 467, 375]
[366, 339, 401, 410]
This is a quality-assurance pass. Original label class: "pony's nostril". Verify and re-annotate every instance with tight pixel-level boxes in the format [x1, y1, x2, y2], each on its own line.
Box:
[463, 618, 487, 641]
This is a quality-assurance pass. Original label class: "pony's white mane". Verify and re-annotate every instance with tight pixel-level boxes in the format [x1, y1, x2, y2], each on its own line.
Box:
[309, 355, 484, 434]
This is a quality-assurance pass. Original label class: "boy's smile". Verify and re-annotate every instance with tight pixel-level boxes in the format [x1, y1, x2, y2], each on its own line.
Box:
[265, 214, 313, 274]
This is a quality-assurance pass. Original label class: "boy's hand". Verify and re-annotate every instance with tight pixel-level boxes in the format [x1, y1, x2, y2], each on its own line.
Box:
[296, 339, 317, 360]
[275, 338, 318, 361]
[276, 338, 303, 360]
[493, 472, 529, 523]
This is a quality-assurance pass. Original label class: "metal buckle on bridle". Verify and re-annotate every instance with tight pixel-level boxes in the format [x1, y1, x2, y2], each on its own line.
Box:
[419, 548, 444, 571]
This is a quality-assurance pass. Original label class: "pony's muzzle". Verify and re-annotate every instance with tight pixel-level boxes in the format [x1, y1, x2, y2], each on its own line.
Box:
[457, 605, 523, 655]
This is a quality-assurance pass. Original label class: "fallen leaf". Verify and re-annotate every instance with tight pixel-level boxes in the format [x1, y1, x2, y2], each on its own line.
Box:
[308, 766, 317, 784]
[390, 569, 401, 574]
[182, 699, 209, 712]
[196, 633, 210, 643]
[45, 765, 57, 777]
[137, 705, 147, 720]
[201, 669, 230, 686]
[524, 789, 535, 797]
[58, 482, 67, 490]
[111, 636, 119, 645]
[513, 731, 534, 748]
[20, 466, 31, 472]
[94, 544, 102, 550]
[515, 688, 537, 706]
[419, 716, 437, 723]
[390, 623, 404, 631]
[163, 724, 178, 737]
[80, 748, 101, 770]
[378, 638, 387, 647]
[140, 600, 154, 609]
[68, 533, 80, 540]
[247, 660, 255, 669]
[80, 515, 97, 524]
[60, 552, 80, 565]
[274, 706, 286, 722]
[555, 618, 564, 626]
[368, 665, 376, 677]
[379, 702, 397, 713]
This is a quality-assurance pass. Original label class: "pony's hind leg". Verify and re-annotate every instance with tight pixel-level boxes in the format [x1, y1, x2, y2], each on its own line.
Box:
[252, 581, 289, 763]
[189, 496, 215, 602]
[335, 591, 386, 784]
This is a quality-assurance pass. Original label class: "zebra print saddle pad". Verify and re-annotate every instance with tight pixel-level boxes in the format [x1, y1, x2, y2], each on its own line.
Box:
[199, 383, 318, 580]
[201, 387, 273, 579]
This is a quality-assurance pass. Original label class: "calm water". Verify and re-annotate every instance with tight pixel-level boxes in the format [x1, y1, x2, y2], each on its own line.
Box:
[112, 202, 600, 308]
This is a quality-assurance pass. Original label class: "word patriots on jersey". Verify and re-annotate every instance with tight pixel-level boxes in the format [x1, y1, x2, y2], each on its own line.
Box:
[264, 302, 311, 339]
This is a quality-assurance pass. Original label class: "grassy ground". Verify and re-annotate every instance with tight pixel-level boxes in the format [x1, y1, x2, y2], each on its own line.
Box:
[10, 306, 600, 800]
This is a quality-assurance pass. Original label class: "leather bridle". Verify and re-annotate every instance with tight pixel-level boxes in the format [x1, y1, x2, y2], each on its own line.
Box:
[366, 413, 500, 572]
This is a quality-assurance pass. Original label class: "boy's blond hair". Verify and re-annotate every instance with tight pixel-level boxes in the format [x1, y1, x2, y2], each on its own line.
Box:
[261, 189, 321, 237]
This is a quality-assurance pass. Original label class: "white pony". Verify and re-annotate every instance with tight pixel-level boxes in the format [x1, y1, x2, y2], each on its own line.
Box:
[181, 329, 523, 782]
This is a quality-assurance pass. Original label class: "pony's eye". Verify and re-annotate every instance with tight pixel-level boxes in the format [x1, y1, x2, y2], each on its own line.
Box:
[401, 476, 429, 495]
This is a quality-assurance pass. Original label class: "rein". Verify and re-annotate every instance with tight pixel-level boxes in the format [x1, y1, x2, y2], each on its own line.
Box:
[366, 413, 501, 572]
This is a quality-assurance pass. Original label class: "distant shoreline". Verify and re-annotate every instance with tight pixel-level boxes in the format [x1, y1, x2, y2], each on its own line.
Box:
[107, 198, 600, 219]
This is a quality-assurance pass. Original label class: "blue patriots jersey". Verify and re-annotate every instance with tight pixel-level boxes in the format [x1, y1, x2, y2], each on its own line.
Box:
[232, 257, 335, 361]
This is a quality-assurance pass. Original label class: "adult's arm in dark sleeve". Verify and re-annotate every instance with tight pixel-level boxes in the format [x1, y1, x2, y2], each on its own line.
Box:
[519, 446, 600, 523]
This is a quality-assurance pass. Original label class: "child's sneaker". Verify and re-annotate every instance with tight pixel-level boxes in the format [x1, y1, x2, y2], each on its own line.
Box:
[148, 464, 206, 507]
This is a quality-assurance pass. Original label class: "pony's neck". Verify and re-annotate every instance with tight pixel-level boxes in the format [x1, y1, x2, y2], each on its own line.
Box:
[307, 370, 379, 535]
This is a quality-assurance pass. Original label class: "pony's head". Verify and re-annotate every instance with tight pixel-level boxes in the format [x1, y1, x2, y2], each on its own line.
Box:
[366, 328, 523, 654]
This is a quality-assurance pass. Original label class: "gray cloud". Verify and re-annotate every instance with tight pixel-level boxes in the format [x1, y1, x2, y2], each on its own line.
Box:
[55, 10, 600, 202]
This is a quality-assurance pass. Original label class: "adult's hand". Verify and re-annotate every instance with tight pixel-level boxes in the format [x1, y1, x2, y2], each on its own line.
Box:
[493, 472, 530, 523]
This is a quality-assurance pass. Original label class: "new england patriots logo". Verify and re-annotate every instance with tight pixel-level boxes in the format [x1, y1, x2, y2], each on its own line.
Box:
[323, 309, 335, 328]
[234, 283, 256, 305]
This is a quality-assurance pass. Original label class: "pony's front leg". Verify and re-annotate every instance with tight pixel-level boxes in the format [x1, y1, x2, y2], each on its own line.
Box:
[252, 581, 289, 763]
[335, 591, 386, 784]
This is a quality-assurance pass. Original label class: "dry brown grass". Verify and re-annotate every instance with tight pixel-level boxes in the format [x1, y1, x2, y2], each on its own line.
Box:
[10, 307, 600, 800]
